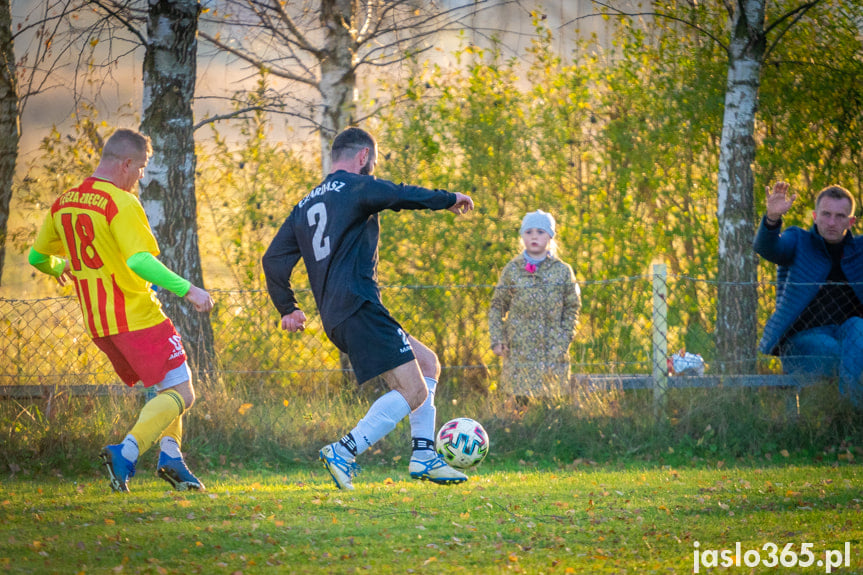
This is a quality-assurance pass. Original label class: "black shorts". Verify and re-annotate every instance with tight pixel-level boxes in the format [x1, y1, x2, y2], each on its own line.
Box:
[329, 301, 416, 384]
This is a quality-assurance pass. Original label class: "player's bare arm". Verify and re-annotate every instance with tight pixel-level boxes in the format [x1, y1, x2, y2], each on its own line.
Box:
[765, 181, 797, 222]
[281, 309, 307, 332]
[184, 285, 214, 313]
[448, 193, 475, 215]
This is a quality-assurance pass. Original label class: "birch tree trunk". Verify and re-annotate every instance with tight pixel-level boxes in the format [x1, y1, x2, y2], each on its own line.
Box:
[0, 0, 18, 286]
[715, 0, 765, 374]
[319, 0, 358, 381]
[140, 0, 216, 382]
[318, 0, 358, 175]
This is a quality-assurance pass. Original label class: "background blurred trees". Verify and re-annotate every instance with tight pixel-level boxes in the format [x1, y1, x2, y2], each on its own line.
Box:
[198, 0, 509, 174]
[8, 0, 863, 377]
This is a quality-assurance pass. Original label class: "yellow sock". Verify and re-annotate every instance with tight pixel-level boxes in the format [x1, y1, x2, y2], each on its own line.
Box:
[129, 389, 185, 456]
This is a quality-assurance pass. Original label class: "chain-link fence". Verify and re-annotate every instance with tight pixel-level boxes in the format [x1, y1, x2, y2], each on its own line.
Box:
[2, 269, 792, 394]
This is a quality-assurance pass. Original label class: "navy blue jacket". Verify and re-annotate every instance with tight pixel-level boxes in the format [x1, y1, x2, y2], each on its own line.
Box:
[754, 216, 863, 355]
[262, 170, 456, 333]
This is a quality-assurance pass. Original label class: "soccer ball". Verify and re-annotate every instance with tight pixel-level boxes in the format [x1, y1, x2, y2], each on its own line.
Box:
[435, 417, 489, 470]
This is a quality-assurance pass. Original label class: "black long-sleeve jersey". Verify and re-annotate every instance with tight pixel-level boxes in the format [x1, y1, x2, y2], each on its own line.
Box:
[262, 170, 457, 333]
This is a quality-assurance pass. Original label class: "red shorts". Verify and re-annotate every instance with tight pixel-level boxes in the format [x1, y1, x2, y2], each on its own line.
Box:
[92, 319, 187, 387]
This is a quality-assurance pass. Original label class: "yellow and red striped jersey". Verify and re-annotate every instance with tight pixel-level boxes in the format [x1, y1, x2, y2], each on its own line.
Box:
[33, 177, 168, 337]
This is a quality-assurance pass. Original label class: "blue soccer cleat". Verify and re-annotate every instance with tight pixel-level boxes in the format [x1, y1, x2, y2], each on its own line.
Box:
[319, 444, 361, 490]
[409, 454, 468, 485]
[100, 444, 136, 493]
[157, 452, 205, 491]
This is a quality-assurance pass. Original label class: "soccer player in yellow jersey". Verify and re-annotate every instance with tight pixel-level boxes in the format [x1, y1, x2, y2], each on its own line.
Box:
[29, 128, 214, 492]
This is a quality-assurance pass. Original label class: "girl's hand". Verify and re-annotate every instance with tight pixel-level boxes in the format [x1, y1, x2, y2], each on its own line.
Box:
[492, 343, 507, 357]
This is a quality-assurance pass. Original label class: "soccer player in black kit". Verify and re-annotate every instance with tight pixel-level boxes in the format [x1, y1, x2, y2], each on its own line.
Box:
[263, 127, 475, 490]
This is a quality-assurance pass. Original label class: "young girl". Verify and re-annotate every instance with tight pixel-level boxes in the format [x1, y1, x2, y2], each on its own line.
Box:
[489, 210, 581, 398]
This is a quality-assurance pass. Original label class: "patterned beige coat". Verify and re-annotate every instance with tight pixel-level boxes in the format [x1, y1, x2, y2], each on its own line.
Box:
[489, 254, 581, 397]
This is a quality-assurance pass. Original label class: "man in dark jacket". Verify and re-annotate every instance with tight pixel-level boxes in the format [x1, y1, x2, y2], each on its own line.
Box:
[754, 182, 863, 407]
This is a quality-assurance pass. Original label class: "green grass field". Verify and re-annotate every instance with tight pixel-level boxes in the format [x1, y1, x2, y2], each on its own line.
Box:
[1, 462, 860, 574]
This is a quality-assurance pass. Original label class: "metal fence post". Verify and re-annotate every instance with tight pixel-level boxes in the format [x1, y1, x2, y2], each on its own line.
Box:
[652, 263, 668, 413]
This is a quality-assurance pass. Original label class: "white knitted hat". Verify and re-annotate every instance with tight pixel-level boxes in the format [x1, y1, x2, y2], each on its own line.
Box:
[520, 210, 556, 238]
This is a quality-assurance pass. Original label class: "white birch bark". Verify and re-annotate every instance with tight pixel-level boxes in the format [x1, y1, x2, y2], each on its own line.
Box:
[140, 0, 216, 381]
[318, 0, 358, 175]
[715, 0, 765, 374]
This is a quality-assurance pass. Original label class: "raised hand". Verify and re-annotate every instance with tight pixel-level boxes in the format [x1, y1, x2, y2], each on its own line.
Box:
[765, 181, 797, 221]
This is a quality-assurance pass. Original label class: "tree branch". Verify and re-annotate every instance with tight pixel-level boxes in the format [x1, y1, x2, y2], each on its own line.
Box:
[87, 0, 146, 45]
[587, 0, 729, 54]
[763, 0, 824, 61]
[198, 30, 319, 86]
[194, 106, 266, 131]
[266, 0, 319, 56]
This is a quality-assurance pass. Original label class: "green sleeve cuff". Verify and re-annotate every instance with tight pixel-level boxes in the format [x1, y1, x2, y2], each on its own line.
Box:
[28, 247, 66, 277]
[126, 252, 191, 297]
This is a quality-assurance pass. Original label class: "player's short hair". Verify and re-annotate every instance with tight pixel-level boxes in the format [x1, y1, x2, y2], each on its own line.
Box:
[331, 127, 376, 163]
[815, 185, 856, 215]
[103, 129, 152, 161]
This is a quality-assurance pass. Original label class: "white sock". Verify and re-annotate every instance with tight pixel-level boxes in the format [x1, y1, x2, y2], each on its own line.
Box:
[120, 435, 139, 462]
[349, 390, 411, 457]
[410, 377, 437, 460]
[160, 437, 182, 458]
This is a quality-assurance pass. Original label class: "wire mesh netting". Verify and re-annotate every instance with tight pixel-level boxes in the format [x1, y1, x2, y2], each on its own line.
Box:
[1, 274, 788, 391]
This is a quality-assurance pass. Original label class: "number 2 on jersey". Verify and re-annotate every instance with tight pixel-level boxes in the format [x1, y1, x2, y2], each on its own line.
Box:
[307, 203, 331, 261]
